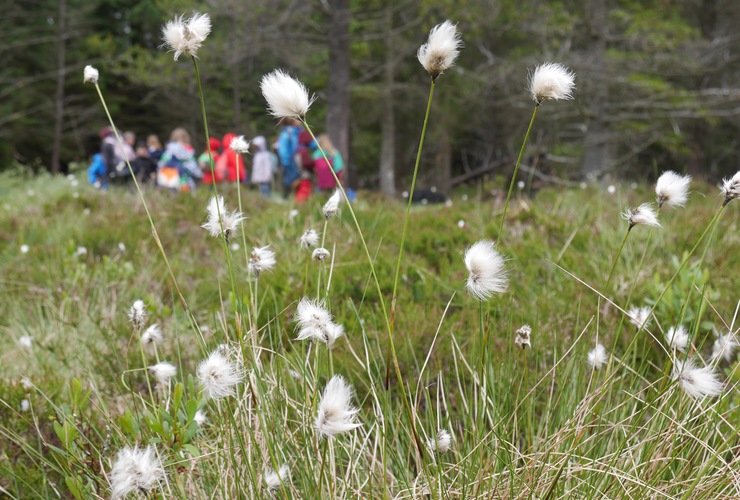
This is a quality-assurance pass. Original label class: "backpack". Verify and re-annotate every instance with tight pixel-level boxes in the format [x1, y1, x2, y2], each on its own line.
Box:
[104, 136, 132, 179]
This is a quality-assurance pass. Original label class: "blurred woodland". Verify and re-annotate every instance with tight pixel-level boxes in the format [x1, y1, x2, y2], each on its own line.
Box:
[2, 0, 740, 193]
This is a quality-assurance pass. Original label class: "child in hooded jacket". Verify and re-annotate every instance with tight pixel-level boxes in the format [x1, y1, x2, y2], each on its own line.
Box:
[251, 136, 273, 197]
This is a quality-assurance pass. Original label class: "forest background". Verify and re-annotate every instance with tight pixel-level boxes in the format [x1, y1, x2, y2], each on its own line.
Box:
[2, 0, 740, 194]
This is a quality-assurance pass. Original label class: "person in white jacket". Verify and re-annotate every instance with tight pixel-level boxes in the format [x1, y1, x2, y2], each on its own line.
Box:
[251, 135, 275, 198]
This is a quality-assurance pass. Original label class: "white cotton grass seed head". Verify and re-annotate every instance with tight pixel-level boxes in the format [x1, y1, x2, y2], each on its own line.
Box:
[655, 171, 691, 208]
[665, 325, 689, 353]
[264, 464, 291, 493]
[109, 445, 165, 500]
[464, 240, 508, 300]
[622, 203, 661, 229]
[129, 300, 146, 330]
[312, 247, 331, 262]
[300, 229, 320, 250]
[427, 429, 452, 454]
[673, 357, 723, 399]
[323, 190, 343, 220]
[18, 335, 33, 349]
[248, 245, 276, 277]
[230, 135, 250, 154]
[148, 362, 177, 387]
[529, 62, 576, 103]
[417, 20, 463, 81]
[20, 244, 29, 254]
[514, 325, 532, 350]
[260, 69, 315, 120]
[587, 344, 608, 370]
[196, 349, 243, 400]
[712, 332, 738, 363]
[194, 410, 207, 426]
[141, 324, 164, 346]
[721, 171, 740, 206]
[201, 195, 245, 241]
[315, 375, 361, 438]
[20, 399, 30, 412]
[161, 12, 211, 60]
[294, 297, 345, 348]
[627, 306, 652, 330]
[83, 65, 99, 84]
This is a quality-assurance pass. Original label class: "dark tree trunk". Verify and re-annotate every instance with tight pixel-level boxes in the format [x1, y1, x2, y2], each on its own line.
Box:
[434, 127, 452, 193]
[51, 0, 66, 173]
[379, 6, 396, 196]
[327, 0, 351, 186]
[581, 0, 611, 179]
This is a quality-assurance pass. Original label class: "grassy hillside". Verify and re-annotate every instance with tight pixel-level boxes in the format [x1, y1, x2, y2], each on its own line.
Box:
[1, 170, 738, 498]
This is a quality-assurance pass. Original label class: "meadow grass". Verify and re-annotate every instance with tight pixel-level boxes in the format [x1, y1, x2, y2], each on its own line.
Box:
[1, 170, 738, 498]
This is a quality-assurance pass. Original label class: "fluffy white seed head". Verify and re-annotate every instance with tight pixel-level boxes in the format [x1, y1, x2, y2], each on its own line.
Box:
[264, 464, 291, 493]
[196, 350, 243, 400]
[427, 429, 452, 454]
[201, 195, 245, 241]
[260, 69, 315, 120]
[622, 203, 661, 229]
[109, 445, 165, 499]
[464, 240, 508, 300]
[514, 325, 532, 350]
[161, 12, 211, 60]
[140, 324, 164, 346]
[312, 247, 331, 262]
[315, 375, 361, 438]
[129, 300, 146, 330]
[665, 325, 689, 353]
[300, 229, 320, 250]
[655, 171, 691, 208]
[230, 135, 250, 154]
[194, 410, 207, 426]
[721, 171, 740, 206]
[248, 245, 276, 277]
[711, 332, 738, 363]
[18, 335, 33, 349]
[83, 65, 99, 84]
[417, 20, 463, 80]
[587, 344, 608, 370]
[323, 190, 344, 220]
[627, 306, 652, 330]
[529, 62, 576, 103]
[294, 298, 344, 348]
[148, 362, 177, 387]
[673, 358, 723, 399]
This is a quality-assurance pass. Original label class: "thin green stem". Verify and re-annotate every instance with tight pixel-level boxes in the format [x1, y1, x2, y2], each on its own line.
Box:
[92, 83, 206, 351]
[606, 227, 631, 289]
[192, 57, 242, 341]
[318, 438, 329, 497]
[390, 80, 436, 327]
[302, 122, 429, 467]
[499, 104, 539, 242]
[385, 81, 436, 389]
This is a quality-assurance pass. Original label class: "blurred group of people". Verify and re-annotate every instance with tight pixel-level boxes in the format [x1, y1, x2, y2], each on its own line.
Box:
[276, 117, 345, 201]
[87, 122, 345, 201]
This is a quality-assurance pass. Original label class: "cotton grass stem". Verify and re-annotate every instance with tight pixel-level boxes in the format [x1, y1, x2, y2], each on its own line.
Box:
[386, 81, 436, 385]
[192, 56, 244, 341]
[499, 104, 539, 241]
[606, 227, 631, 289]
[92, 82, 206, 350]
[303, 122, 430, 468]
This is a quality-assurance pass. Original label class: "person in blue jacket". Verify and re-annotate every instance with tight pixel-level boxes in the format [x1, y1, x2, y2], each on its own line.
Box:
[276, 117, 302, 197]
[87, 153, 108, 189]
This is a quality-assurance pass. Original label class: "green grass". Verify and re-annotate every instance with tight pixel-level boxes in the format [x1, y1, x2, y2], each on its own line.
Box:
[1, 170, 739, 498]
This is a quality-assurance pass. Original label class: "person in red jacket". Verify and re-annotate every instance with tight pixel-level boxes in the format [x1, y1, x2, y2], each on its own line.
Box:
[221, 133, 247, 183]
[294, 130, 315, 202]
[199, 137, 223, 184]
